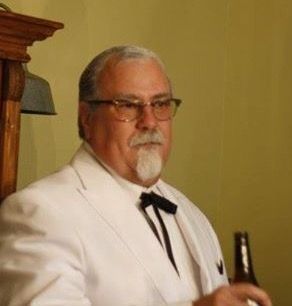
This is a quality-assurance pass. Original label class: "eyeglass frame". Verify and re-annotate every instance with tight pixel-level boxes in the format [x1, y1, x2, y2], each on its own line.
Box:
[85, 98, 182, 122]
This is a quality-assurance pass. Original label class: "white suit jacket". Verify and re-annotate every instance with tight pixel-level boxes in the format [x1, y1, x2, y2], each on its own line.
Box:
[0, 145, 228, 306]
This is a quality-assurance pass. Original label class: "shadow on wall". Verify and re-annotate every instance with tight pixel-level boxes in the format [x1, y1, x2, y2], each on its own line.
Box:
[18, 115, 57, 189]
[17, 0, 89, 189]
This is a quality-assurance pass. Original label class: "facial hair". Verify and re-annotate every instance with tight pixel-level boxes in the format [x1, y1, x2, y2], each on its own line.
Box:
[129, 130, 164, 182]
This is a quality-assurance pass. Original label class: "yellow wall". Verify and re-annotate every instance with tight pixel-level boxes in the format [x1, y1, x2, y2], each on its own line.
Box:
[3, 1, 291, 305]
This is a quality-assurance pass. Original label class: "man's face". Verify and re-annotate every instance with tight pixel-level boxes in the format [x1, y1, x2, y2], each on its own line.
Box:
[79, 57, 173, 186]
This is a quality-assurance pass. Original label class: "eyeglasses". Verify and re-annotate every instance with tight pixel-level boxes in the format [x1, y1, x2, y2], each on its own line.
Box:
[85, 98, 182, 122]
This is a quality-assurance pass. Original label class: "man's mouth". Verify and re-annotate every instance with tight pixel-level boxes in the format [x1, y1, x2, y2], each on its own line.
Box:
[134, 142, 161, 148]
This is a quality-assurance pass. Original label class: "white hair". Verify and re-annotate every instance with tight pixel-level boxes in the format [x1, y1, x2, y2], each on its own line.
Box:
[136, 147, 163, 182]
[78, 45, 170, 138]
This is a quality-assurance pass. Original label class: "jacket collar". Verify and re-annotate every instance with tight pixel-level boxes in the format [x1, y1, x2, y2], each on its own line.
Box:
[70, 144, 194, 303]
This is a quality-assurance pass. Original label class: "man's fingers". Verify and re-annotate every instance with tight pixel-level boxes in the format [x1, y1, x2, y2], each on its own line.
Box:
[192, 284, 272, 306]
[230, 283, 272, 306]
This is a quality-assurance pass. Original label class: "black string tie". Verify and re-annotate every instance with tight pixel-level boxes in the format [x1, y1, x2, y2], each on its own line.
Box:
[140, 191, 179, 275]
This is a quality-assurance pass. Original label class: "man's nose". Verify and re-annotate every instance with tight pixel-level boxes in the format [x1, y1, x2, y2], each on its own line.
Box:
[136, 105, 158, 129]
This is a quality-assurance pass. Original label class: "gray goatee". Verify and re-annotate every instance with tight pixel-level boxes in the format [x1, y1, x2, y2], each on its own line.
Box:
[129, 130, 164, 182]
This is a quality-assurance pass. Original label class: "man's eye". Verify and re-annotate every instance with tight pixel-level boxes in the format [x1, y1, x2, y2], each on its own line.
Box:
[124, 103, 137, 109]
[153, 100, 170, 108]
[117, 101, 138, 109]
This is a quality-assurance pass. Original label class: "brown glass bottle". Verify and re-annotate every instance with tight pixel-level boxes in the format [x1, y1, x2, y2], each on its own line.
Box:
[233, 231, 259, 286]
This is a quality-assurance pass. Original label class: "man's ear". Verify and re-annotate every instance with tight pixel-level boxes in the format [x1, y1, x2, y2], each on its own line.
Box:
[78, 101, 92, 140]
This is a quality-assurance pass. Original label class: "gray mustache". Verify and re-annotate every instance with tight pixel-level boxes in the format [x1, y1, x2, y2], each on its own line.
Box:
[129, 130, 164, 147]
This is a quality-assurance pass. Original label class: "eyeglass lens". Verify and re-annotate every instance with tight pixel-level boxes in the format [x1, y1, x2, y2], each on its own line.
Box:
[115, 100, 178, 121]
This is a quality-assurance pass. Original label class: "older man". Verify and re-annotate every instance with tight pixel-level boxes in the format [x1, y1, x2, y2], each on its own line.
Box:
[0, 46, 271, 306]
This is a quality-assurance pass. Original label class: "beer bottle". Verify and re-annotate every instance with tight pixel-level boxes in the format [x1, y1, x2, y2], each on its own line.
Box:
[233, 231, 259, 306]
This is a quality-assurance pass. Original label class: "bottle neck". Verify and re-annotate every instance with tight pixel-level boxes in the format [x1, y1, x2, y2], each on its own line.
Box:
[234, 232, 259, 286]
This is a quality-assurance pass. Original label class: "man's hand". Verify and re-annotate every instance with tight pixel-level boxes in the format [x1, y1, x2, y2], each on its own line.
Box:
[192, 283, 272, 306]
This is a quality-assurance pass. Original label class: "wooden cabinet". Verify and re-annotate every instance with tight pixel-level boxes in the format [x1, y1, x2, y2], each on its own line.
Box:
[0, 10, 63, 202]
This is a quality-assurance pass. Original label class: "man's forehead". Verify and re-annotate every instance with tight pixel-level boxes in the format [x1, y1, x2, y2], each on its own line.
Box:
[97, 56, 172, 98]
[102, 56, 163, 74]
[114, 92, 172, 100]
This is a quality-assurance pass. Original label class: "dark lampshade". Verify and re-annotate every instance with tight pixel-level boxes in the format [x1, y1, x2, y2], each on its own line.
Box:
[21, 65, 57, 115]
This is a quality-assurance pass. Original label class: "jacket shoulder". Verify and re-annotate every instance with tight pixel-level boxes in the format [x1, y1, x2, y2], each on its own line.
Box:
[0, 164, 81, 215]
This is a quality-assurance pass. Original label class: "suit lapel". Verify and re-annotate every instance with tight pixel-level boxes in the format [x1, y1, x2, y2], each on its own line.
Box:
[70, 145, 193, 303]
[157, 182, 214, 294]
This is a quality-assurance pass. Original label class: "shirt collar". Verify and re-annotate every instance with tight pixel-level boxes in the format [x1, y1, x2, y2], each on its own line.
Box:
[83, 142, 158, 204]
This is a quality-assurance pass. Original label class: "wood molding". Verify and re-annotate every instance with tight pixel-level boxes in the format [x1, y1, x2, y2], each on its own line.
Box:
[0, 11, 63, 201]
[0, 10, 64, 62]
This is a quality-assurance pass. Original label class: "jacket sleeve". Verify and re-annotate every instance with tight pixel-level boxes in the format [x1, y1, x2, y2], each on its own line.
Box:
[0, 188, 91, 306]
